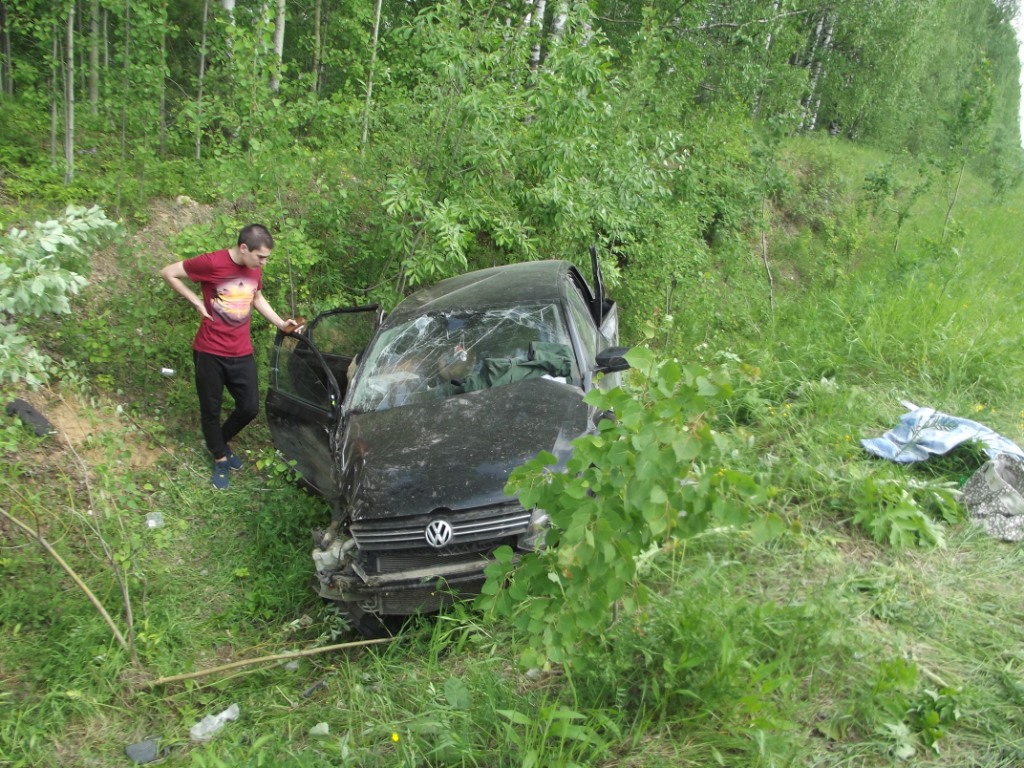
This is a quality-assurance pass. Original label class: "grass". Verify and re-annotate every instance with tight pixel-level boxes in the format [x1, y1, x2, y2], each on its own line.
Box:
[4, 137, 1024, 766]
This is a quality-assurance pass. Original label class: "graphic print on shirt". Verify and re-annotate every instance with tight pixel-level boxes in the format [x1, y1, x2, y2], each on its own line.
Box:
[212, 277, 258, 325]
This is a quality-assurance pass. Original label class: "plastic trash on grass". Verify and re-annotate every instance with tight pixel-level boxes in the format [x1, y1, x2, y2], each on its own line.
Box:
[189, 703, 240, 741]
[961, 454, 1024, 541]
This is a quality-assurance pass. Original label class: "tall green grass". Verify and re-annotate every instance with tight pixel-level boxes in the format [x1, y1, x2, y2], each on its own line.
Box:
[4, 138, 1024, 766]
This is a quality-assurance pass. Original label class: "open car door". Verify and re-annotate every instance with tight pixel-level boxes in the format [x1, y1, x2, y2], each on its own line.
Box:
[266, 305, 382, 502]
[588, 246, 618, 344]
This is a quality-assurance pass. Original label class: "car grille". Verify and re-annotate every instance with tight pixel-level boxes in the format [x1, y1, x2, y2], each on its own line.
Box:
[349, 504, 531, 551]
[371, 539, 516, 574]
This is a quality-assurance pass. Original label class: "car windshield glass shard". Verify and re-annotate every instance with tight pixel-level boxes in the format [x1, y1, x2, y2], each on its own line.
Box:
[349, 304, 577, 412]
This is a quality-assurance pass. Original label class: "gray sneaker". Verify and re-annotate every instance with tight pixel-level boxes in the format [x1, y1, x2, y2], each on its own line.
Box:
[212, 459, 230, 490]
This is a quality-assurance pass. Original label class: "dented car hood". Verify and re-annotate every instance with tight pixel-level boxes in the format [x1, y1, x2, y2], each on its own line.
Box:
[340, 377, 590, 521]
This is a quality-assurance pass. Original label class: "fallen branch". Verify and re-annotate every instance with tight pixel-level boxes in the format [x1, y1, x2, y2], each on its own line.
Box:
[142, 637, 395, 689]
[0, 506, 133, 656]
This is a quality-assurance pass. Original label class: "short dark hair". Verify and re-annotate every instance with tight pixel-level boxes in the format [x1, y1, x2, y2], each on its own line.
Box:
[238, 223, 274, 251]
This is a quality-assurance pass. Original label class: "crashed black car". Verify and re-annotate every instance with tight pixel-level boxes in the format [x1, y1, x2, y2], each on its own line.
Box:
[266, 255, 628, 634]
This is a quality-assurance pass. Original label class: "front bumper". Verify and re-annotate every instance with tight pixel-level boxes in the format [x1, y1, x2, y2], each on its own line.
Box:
[316, 562, 489, 615]
[314, 536, 497, 614]
[312, 506, 546, 615]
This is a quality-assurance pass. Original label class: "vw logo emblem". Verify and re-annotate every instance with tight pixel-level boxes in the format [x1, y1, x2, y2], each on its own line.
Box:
[425, 519, 454, 548]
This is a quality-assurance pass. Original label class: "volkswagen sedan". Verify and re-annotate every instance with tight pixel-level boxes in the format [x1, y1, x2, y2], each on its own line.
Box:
[265, 254, 628, 634]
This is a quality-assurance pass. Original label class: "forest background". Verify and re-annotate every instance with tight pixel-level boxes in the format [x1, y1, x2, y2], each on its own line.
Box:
[4, 0, 1024, 766]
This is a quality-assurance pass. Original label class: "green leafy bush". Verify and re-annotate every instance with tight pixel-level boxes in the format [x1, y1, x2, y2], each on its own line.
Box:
[850, 469, 962, 548]
[479, 347, 768, 668]
[0, 205, 119, 387]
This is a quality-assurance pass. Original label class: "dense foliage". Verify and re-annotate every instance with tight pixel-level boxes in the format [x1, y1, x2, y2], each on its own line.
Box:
[1, 0, 1021, 342]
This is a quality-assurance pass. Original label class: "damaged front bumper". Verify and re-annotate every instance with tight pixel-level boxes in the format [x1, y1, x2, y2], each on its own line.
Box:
[311, 507, 548, 616]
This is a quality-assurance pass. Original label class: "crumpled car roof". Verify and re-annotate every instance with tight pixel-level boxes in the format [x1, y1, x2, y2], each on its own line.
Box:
[388, 260, 576, 322]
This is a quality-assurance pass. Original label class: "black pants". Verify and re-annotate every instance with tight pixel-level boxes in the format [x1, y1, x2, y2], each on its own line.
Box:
[193, 350, 259, 460]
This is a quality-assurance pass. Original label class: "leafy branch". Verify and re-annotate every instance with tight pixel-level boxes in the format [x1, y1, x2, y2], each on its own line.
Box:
[0, 205, 119, 387]
[478, 347, 769, 668]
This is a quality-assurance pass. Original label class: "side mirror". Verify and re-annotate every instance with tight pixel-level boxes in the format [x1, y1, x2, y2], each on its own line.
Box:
[594, 346, 631, 374]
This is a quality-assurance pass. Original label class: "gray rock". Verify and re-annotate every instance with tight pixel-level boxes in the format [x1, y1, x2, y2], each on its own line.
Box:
[125, 738, 161, 764]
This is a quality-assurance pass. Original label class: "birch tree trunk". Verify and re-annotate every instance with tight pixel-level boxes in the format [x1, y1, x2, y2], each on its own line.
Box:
[527, 0, 548, 72]
[195, 0, 209, 160]
[1, 2, 12, 97]
[50, 30, 58, 163]
[65, 0, 75, 184]
[798, 10, 831, 132]
[102, 6, 108, 69]
[222, 0, 236, 59]
[270, 0, 285, 92]
[159, 13, 167, 153]
[89, 0, 99, 113]
[311, 0, 322, 93]
[117, 0, 131, 201]
[361, 0, 383, 151]
[76, 3, 85, 94]
[805, 16, 833, 131]
[752, 0, 781, 118]
[550, 0, 568, 42]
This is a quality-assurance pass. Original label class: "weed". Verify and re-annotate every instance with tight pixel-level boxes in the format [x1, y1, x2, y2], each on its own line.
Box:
[850, 468, 962, 548]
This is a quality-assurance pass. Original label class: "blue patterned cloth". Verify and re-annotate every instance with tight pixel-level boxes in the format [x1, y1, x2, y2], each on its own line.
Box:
[861, 405, 1024, 463]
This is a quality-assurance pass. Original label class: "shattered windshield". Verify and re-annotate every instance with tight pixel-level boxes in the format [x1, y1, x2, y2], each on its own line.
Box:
[349, 304, 577, 412]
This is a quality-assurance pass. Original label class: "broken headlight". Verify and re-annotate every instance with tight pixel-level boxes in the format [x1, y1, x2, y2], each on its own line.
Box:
[516, 508, 550, 551]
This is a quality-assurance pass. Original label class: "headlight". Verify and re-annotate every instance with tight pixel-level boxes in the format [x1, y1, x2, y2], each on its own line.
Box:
[517, 508, 550, 551]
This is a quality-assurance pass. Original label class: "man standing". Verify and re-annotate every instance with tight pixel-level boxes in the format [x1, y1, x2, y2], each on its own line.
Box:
[160, 223, 298, 489]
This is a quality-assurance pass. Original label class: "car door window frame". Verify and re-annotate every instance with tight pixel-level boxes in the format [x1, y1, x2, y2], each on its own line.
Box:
[270, 304, 382, 415]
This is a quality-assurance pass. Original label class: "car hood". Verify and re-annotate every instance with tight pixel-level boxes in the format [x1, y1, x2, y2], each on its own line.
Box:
[340, 378, 590, 521]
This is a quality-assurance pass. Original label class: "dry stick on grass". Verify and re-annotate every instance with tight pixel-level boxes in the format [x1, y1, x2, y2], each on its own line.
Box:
[142, 637, 396, 689]
[0, 506, 133, 657]
[60, 419, 141, 668]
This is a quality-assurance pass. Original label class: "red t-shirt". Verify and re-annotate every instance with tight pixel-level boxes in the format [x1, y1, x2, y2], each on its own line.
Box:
[183, 249, 263, 357]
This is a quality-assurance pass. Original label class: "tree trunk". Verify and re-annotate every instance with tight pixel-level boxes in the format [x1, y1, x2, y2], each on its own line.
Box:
[311, 0, 322, 93]
[752, 0, 781, 118]
[159, 14, 167, 154]
[50, 29, 58, 164]
[65, 0, 75, 184]
[270, 0, 285, 92]
[550, 0, 568, 41]
[195, 0, 209, 160]
[806, 18, 833, 131]
[527, 0, 547, 72]
[222, 0, 235, 59]
[117, 0, 131, 207]
[76, 1, 85, 94]
[0, 2, 12, 97]
[360, 0, 383, 151]
[801, 11, 833, 131]
[89, 0, 99, 113]
[102, 6, 108, 70]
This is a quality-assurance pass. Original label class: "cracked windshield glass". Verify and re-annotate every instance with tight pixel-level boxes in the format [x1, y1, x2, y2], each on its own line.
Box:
[350, 304, 579, 412]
